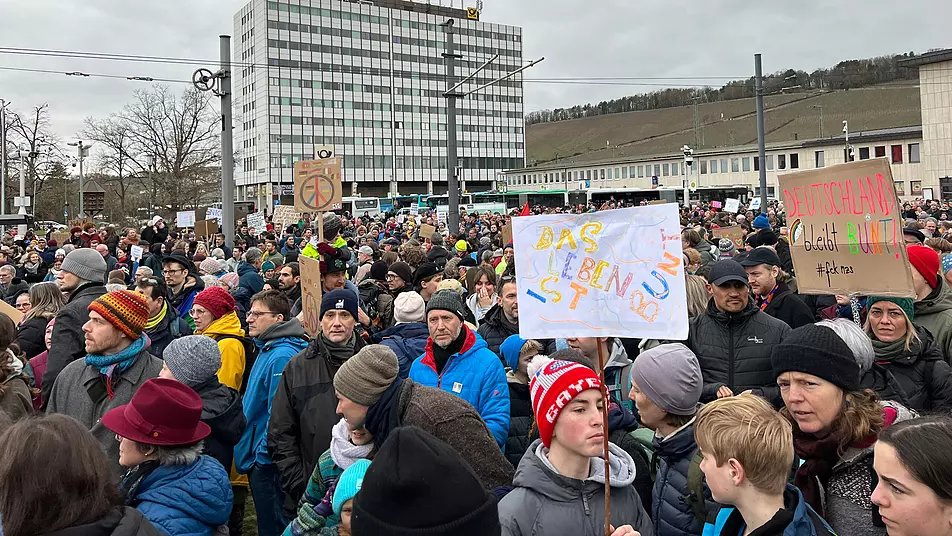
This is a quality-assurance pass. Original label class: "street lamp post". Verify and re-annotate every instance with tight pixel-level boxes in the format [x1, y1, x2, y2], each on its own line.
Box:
[67, 140, 92, 218]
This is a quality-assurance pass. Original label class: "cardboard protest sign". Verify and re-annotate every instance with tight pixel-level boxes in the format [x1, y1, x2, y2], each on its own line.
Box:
[712, 226, 745, 249]
[176, 210, 196, 229]
[50, 231, 70, 246]
[780, 158, 914, 297]
[511, 205, 688, 339]
[0, 299, 23, 325]
[299, 255, 322, 337]
[725, 198, 741, 213]
[273, 205, 301, 231]
[419, 223, 436, 240]
[501, 223, 513, 246]
[294, 157, 342, 213]
[194, 220, 218, 239]
[246, 212, 266, 231]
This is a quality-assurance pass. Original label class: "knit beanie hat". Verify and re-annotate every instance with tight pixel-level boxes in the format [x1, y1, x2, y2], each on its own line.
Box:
[333, 344, 399, 406]
[88, 290, 150, 339]
[193, 286, 237, 319]
[369, 260, 388, 281]
[430, 232, 444, 247]
[61, 248, 108, 283]
[718, 238, 736, 253]
[528, 358, 602, 448]
[321, 288, 358, 320]
[333, 458, 371, 516]
[199, 258, 222, 275]
[389, 261, 413, 285]
[771, 324, 861, 392]
[454, 240, 468, 253]
[425, 290, 467, 322]
[866, 296, 915, 321]
[163, 335, 222, 387]
[752, 214, 770, 230]
[219, 272, 239, 290]
[631, 343, 702, 416]
[499, 334, 528, 372]
[393, 292, 426, 324]
[352, 426, 500, 536]
[908, 244, 940, 289]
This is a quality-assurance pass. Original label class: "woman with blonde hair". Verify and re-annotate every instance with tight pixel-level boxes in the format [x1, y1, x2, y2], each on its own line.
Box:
[685, 274, 709, 319]
[15, 282, 65, 359]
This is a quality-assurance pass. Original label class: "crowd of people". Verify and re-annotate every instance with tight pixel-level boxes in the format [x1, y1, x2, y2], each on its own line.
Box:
[1, 197, 952, 535]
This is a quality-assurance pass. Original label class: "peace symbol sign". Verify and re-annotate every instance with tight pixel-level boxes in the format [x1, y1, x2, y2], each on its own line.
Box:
[297, 171, 337, 212]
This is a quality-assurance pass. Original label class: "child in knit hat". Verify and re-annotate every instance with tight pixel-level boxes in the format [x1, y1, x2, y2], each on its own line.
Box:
[498, 334, 544, 467]
[285, 458, 371, 536]
[497, 357, 653, 535]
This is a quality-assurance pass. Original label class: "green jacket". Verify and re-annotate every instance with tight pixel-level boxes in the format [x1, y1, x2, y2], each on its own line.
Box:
[915, 280, 952, 362]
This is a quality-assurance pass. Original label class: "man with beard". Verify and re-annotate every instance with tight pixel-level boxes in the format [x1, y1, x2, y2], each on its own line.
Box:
[477, 276, 556, 358]
[277, 262, 301, 306]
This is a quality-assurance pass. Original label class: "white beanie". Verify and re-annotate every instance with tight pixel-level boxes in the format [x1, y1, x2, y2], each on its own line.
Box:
[393, 292, 425, 324]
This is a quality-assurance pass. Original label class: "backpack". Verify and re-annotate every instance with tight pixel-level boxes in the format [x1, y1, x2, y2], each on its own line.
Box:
[357, 281, 382, 322]
[631, 428, 709, 524]
[214, 334, 259, 395]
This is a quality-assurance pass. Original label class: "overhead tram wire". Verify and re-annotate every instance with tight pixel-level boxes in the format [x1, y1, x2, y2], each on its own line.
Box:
[0, 65, 190, 84]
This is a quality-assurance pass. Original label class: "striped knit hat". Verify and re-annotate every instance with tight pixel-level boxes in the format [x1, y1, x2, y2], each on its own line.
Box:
[528, 358, 602, 448]
[88, 290, 150, 339]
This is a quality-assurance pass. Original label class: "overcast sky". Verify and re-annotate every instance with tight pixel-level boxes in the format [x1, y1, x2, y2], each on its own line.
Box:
[1, 0, 949, 146]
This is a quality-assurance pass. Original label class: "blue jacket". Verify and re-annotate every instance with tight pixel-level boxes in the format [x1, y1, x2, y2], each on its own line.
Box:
[133, 456, 233, 536]
[235, 319, 310, 473]
[236, 261, 264, 296]
[704, 485, 835, 536]
[371, 322, 429, 379]
[409, 327, 510, 447]
[651, 421, 712, 536]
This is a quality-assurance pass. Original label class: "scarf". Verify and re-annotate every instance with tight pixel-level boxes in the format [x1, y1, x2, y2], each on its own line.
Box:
[119, 460, 160, 505]
[318, 333, 357, 368]
[329, 418, 373, 470]
[85, 335, 149, 399]
[365, 376, 406, 452]
[144, 301, 169, 332]
[756, 283, 780, 311]
[792, 427, 844, 516]
[431, 326, 467, 374]
[870, 337, 911, 362]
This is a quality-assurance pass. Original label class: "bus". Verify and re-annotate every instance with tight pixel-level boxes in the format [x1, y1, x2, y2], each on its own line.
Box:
[425, 193, 507, 215]
[479, 190, 568, 210]
[338, 196, 383, 218]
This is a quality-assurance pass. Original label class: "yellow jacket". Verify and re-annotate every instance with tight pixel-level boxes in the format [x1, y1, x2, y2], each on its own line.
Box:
[198, 311, 247, 391]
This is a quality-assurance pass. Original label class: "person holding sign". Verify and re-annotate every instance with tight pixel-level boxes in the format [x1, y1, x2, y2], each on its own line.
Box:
[738, 247, 814, 329]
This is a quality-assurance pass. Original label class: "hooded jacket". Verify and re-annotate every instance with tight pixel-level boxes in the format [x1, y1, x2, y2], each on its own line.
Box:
[42, 281, 107, 406]
[45, 506, 163, 536]
[862, 325, 952, 412]
[131, 456, 233, 536]
[914, 279, 952, 362]
[198, 312, 247, 391]
[193, 378, 246, 472]
[409, 327, 510, 447]
[498, 440, 654, 536]
[505, 375, 533, 468]
[235, 319, 309, 474]
[168, 274, 204, 330]
[144, 304, 193, 359]
[705, 485, 834, 536]
[370, 321, 429, 379]
[236, 261, 264, 296]
[687, 299, 790, 403]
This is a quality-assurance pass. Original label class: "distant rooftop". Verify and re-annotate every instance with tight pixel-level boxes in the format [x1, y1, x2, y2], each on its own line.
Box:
[898, 48, 952, 68]
[342, 0, 468, 18]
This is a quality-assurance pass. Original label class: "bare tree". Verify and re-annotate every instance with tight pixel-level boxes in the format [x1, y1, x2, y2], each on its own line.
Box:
[4, 104, 66, 213]
[82, 116, 141, 218]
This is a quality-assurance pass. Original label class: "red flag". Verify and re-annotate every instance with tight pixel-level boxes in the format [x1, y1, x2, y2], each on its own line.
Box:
[519, 202, 530, 217]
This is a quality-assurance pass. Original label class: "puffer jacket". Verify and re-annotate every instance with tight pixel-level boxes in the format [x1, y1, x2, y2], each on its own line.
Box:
[863, 325, 952, 412]
[408, 327, 510, 447]
[477, 304, 557, 360]
[15, 314, 52, 360]
[498, 440, 655, 536]
[651, 421, 715, 536]
[235, 319, 309, 474]
[198, 312, 247, 391]
[704, 485, 834, 536]
[370, 321, 429, 379]
[131, 456, 233, 536]
[46, 506, 163, 536]
[504, 375, 532, 468]
[686, 299, 790, 403]
[914, 279, 952, 362]
[192, 378, 246, 472]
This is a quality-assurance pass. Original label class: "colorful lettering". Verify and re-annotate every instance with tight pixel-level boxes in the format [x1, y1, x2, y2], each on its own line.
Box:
[568, 281, 588, 310]
[590, 260, 611, 289]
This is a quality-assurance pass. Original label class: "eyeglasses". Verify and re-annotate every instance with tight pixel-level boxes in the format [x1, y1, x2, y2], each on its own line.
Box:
[162, 268, 186, 275]
[247, 310, 279, 319]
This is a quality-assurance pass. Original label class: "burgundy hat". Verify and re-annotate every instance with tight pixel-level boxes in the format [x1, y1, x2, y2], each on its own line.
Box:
[101, 378, 210, 446]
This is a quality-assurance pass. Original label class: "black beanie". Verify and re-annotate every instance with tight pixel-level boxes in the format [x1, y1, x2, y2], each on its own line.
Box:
[352, 426, 500, 535]
[425, 290, 467, 321]
[770, 324, 860, 391]
[369, 260, 389, 281]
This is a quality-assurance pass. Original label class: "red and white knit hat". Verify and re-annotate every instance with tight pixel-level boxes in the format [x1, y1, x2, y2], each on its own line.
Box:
[529, 358, 602, 448]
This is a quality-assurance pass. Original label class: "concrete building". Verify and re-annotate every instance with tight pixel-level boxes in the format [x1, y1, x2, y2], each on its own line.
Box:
[901, 49, 952, 199]
[232, 0, 525, 209]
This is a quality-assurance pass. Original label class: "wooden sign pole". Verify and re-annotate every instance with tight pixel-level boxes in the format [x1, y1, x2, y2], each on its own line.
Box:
[596, 342, 612, 536]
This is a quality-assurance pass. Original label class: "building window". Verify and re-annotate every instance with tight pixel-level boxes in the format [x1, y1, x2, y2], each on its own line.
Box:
[859, 147, 870, 160]
[778, 154, 787, 170]
[672, 162, 680, 176]
[662, 163, 670, 176]
[720, 159, 728, 173]
[731, 158, 740, 173]
[911, 181, 923, 195]
[790, 153, 799, 169]
[753, 156, 760, 172]
[815, 150, 825, 168]
[895, 181, 906, 196]
[628, 166, 635, 178]
[891, 145, 903, 163]
[700, 160, 708, 174]
[600, 169, 606, 180]
[766, 155, 774, 171]
[637, 165, 644, 178]
[709, 160, 718, 173]
[653, 164, 661, 177]
[874, 146, 886, 158]
[742, 157, 751, 171]
[909, 143, 921, 163]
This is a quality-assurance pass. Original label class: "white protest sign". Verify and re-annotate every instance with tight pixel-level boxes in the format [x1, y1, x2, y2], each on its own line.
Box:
[272, 205, 301, 230]
[512, 205, 688, 340]
[750, 198, 762, 211]
[246, 211, 266, 231]
[206, 207, 223, 221]
[130, 245, 144, 261]
[725, 198, 741, 213]
[176, 210, 196, 228]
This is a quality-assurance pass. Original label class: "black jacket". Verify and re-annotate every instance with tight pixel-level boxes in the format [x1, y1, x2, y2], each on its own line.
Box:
[268, 335, 366, 517]
[862, 325, 952, 413]
[140, 225, 168, 247]
[15, 314, 52, 359]
[761, 281, 815, 329]
[477, 304, 557, 359]
[686, 299, 791, 403]
[42, 282, 107, 406]
[505, 378, 533, 468]
[144, 307, 193, 359]
[45, 506, 162, 536]
[193, 378, 246, 471]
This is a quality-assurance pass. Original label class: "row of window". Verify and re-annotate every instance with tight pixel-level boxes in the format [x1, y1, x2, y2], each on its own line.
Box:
[267, 133, 522, 150]
[268, 38, 391, 60]
[391, 35, 520, 59]
[848, 143, 920, 164]
[269, 154, 522, 170]
[267, 57, 521, 89]
[264, 115, 523, 135]
[267, 96, 392, 111]
[267, 19, 389, 43]
[394, 17, 521, 43]
[266, 76, 521, 103]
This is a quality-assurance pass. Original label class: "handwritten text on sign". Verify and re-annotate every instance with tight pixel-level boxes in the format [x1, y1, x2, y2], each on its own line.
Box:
[511, 205, 688, 340]
[780, 158, 914, 297]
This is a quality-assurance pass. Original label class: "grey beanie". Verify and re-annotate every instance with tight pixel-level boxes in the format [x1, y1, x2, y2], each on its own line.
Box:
[60, 248, 107, 283]
[163, 335, 222, 387]
[425, 289, 467, 321]
[631, 343, 702, 416]
[333, 344, 399, 406]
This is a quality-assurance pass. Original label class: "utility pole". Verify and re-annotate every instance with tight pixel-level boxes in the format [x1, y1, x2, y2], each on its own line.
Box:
[812, 104, 823, 138]
[0, 99, 9, 215]
[843, 120, 853, 162]
[16, 146, 29, 236]
[219, 35, 235, 249]
[68, 140, 91, 218]
[754, 53, 768, 215]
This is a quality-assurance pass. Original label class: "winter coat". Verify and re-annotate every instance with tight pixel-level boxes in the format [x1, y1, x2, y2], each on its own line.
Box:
[686, 299, 790, 403]
[465, 292, 497, 327]
[862, 325, 952, 412]
[198, 312, 247, 391]
[235, 319, 309, 474]
[139, 225, 168, 247]
[45, 506, 163, 536]
[144, 307, 193, 359]
[477, 304, 558, 359]
[651, 421, 713, 536]
[505, 376, 533, 468]
[370, 322, 429, 379]
[168, 275, 204, 329]
[498, 440, 655, 536]
[409, 327, 510, 447]
[131, 456, 233, 536]
[29, 350, 47, 409]
[269, 334, 366, 515]
[46, 349, 162, 474]
[2, 277, 29, 303]
[760, 281, 815, 329]
[704, 485, 834, 536]
[16, 314, 52, 359]
[0, 372, 32, 422]
[192, 378, 245, 472]
[914, 279, 952, 362]
[42, 282, 108, 406]
[694, 239, 717, 279]
[236, 261, 264, 297]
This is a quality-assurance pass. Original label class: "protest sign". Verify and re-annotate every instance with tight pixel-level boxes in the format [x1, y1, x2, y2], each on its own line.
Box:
[501, 223, 513, 246]
[294, 157, 342, 213]
[206, 207, 222, 221]
[194, 220, 217, 239]
[50, 230, 70, 246]
[273, 205, 301, 231]
[419, 223, 436, 240]
[0, 299, 23, 325]
[299, 255, 322, 337]
[711, 200, 723, 209]
[725, 198, 741, 213]
[176, 210, 195, 229]
[246, 211, 266, 231]
[511, 205, 688, 340]
[780, 158, 914, 297]
[129, 245, 144, 261]
[712, 226, 745, 249]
